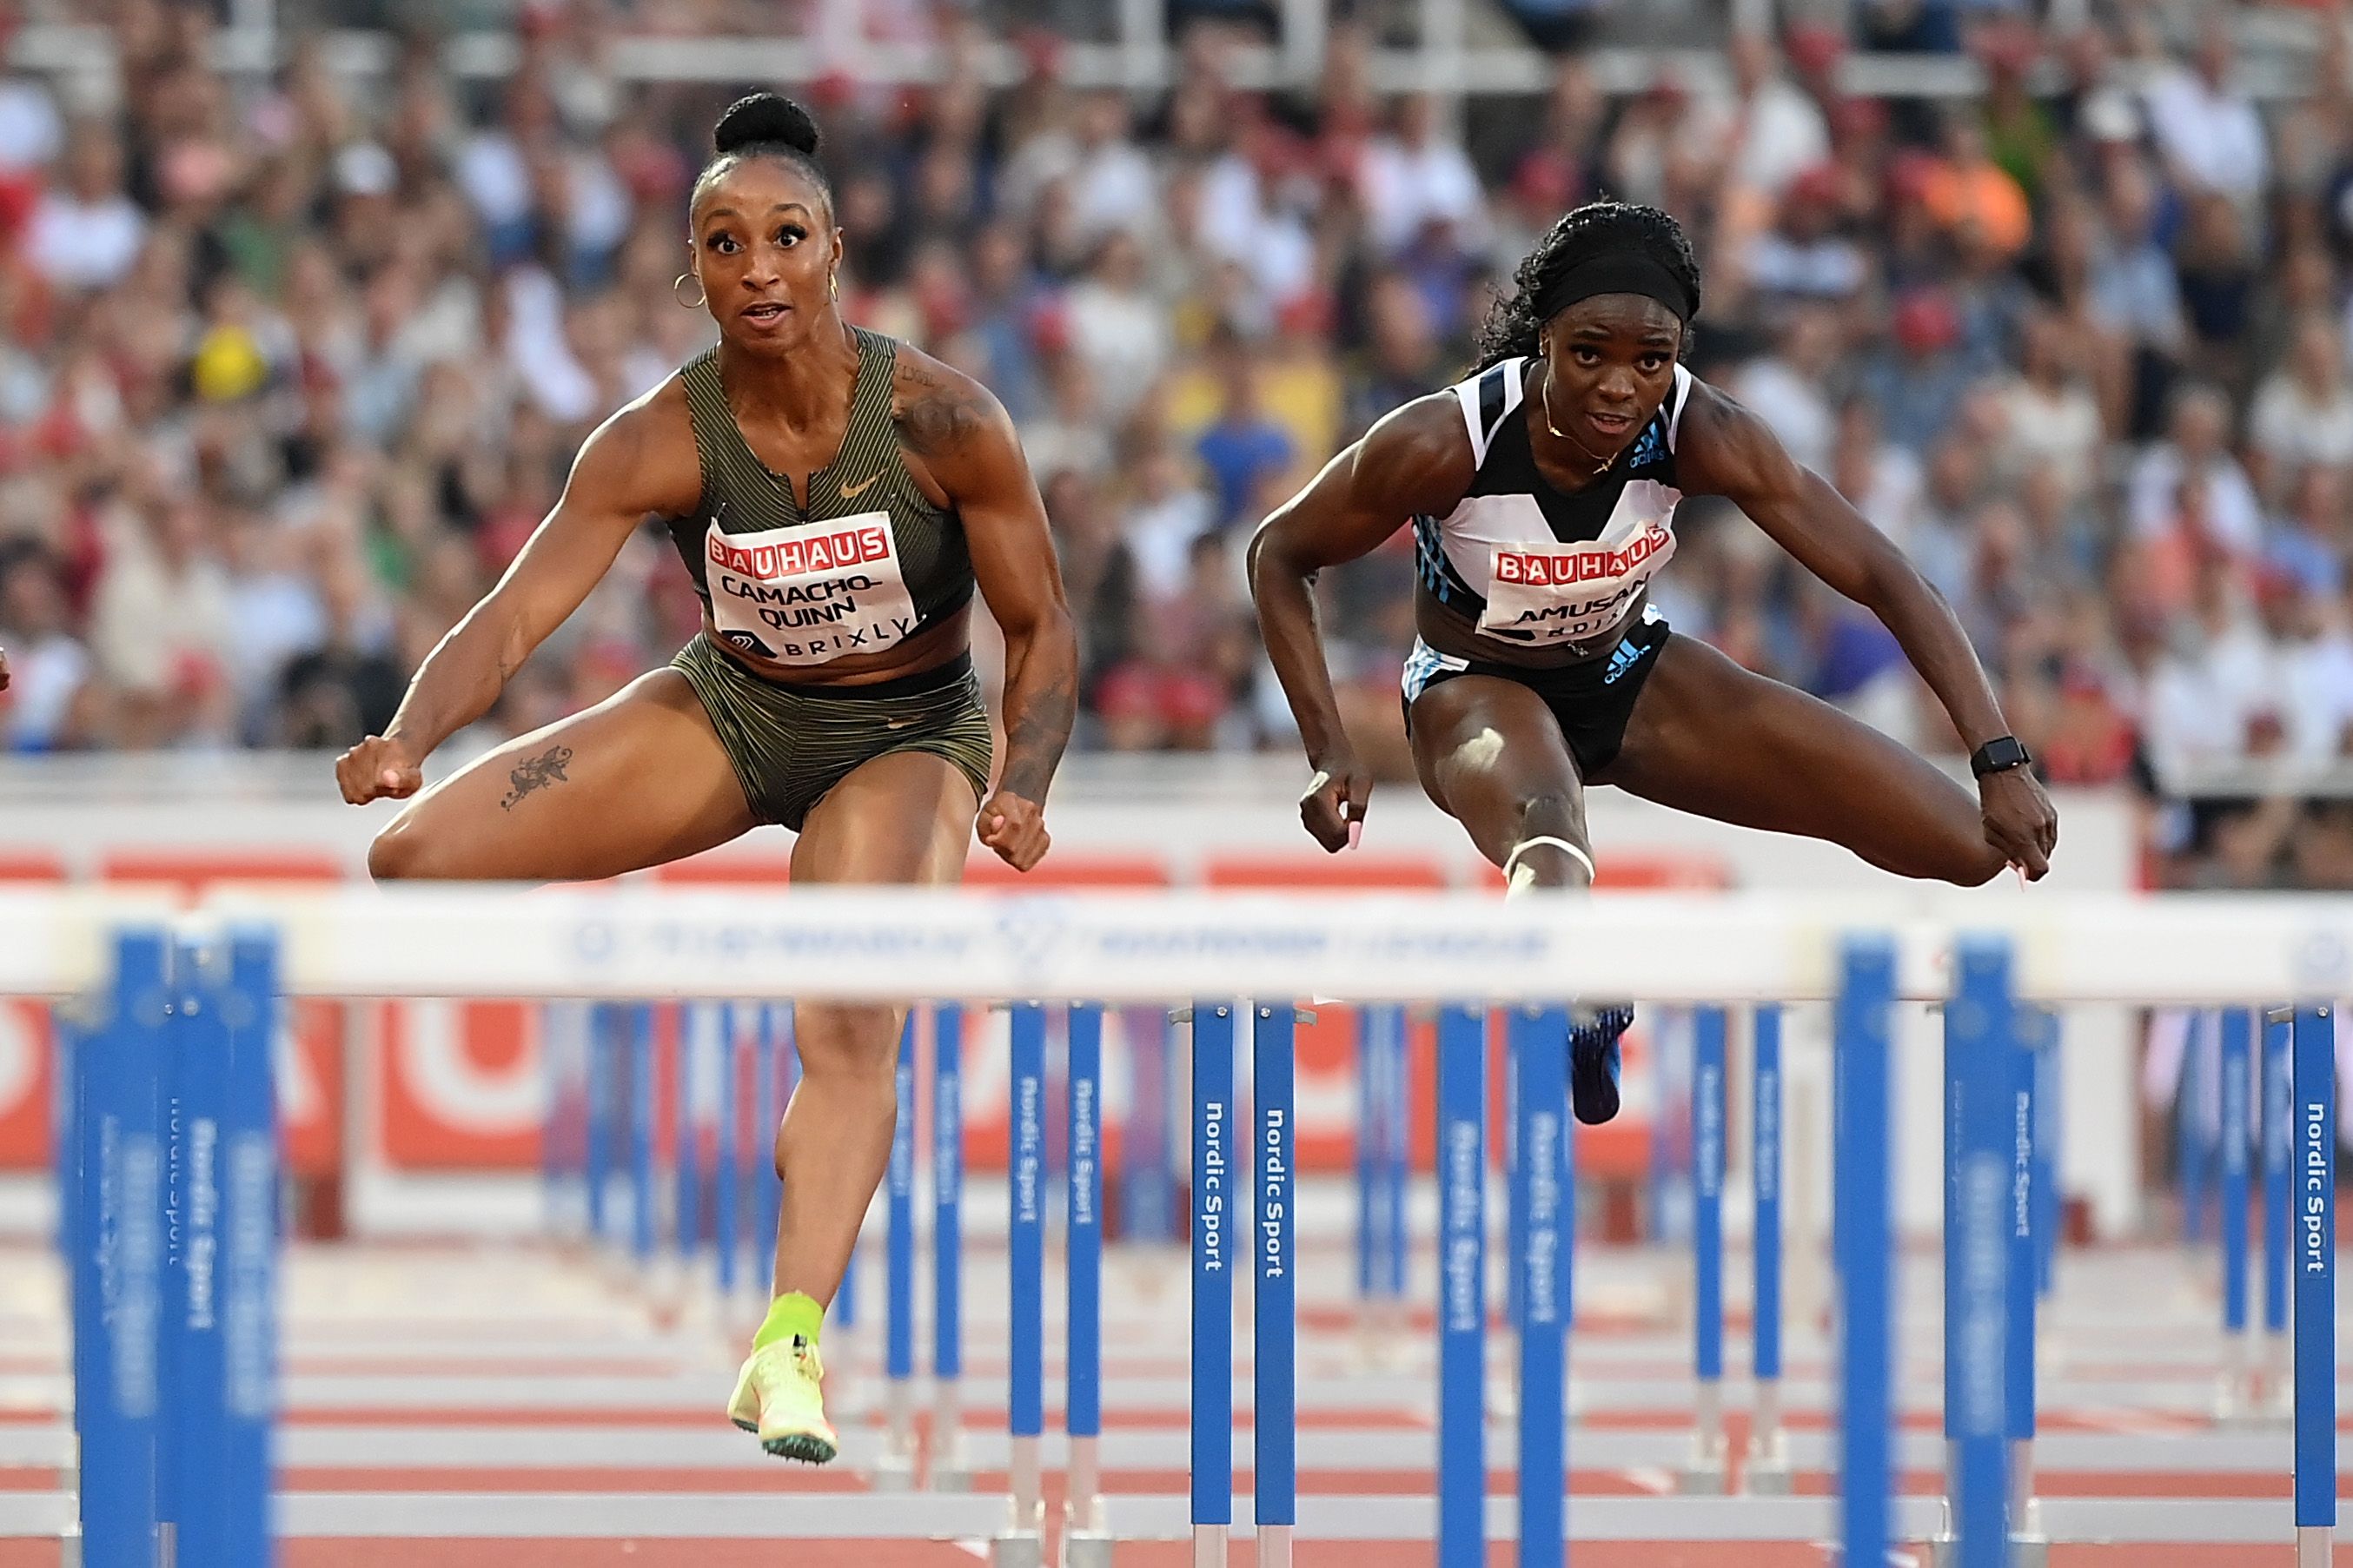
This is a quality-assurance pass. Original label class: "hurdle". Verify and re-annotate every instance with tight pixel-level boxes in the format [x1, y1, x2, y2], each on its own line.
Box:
[1353, 1002, 1411, 1355]
[1509, 1004, 1570, 1568]
[1067, 1002, 1114, 1565]
[37, 885, 2351, 1566]
[64, 922, 279, 1568]
[931, 1002, 970, 1489]
[2211, 1004, 2306, 1431]
[1929, 940, 2048, 1568]
[2179, 1011, 2217, 1245]
[2290, 1004, 2337, 1568]
[2262, 1006, 2293, 1419]
[2008, 1006, 2049, 1565]
[1743, 1002, 1791, 1492]
[1675, 1005, 1730, 1492]
[878, 1013, 920, 1486]
[2217, 1008, 2257, 1424]
[1186, 1001, 1235, 1568]
[965, 998, 1115, 1564]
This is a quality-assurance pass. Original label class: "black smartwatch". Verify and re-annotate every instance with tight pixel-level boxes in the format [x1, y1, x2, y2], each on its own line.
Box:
[1969, 736, 2032, 778]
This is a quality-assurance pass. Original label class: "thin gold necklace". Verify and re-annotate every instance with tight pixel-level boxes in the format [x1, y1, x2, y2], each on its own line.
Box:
[1539, 365, 1621, 479]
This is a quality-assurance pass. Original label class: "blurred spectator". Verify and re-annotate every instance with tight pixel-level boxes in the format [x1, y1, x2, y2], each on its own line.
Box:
[1731, 306, 1841, 473]
[2129, 383, 2264, 552]
[2282, 582, 2353, 763]
[962, 222, 1048, 421]
[88, 489, 238, 748]
[1976, 21, 2058, 203]
[2172, 191, 2258, 385]
[1905, 430, 1988, 602]
[2141, 576, 2281, 783]
[0, 47, 59, 176]
[1740, 166, 1869, 308]
[2245, 313, 2353, 502]
[1024, 350, 1115, 486]
[2270, 466, 2351, 599]
[1359, 93, 1486, 258]
[1601, 76, 1720, 215]
[1721, 35, 1830, 204]
[1068, 89, 1161, 249]
[276, 561, 404, 746]
[27, 122, 144, 291]
[1065, 231, 1170, 428]
[2036, 662, 2138, 786]
[2088, 158, 2188, 430]
[1923, 116, 2032, 262]
[1995, 307, 2104, 499]
[1194, 339, 1296, 529]
[1121, 431, 1217, 600]
[1829, 396, 1924, 548]
[1797, 579, 1912, 739]
[1858, 288, 1972, 454]
[2144, 18, 2270, 208]
[1342, 270, 1444, 440]
[1046, 468, 1141, 699]
[0, 540, 91, 751]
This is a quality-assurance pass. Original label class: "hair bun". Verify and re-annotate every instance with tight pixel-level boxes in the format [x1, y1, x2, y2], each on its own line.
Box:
[713, 93, 820, 159]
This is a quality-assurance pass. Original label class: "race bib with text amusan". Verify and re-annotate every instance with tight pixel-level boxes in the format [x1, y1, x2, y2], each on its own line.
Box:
[1477, 518, 1675, 646]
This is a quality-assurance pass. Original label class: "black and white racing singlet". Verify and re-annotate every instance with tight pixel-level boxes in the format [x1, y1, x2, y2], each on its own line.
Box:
[1410, 357, 1692, 656]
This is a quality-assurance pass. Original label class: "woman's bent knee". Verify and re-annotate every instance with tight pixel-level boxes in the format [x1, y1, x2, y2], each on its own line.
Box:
[368, 817, 437, 882]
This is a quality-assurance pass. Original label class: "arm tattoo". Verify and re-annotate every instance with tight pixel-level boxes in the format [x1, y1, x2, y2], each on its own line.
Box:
[999, 670, 1075, 804]
[500, 744, 574, 811]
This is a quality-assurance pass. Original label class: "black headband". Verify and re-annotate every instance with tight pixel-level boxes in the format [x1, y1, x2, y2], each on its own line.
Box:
[1534, 251, 1697, 325]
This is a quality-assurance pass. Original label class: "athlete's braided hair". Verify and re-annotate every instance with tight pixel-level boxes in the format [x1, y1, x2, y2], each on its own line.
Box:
[693, 92, 832, 221]
[1473, 202, 1702, 371]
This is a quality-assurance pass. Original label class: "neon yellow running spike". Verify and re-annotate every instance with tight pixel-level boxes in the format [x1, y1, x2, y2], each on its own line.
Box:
[727, 1334, 838, 1464]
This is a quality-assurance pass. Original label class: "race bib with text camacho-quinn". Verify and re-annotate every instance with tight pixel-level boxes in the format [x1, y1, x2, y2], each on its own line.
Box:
[1477, 519, 1676, 646]
[704, 512, 921, 666]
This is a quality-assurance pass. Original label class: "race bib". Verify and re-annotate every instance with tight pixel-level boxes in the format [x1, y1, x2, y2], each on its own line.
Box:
[704, 512, 920, 666]
[1479, 519, 1675, 646]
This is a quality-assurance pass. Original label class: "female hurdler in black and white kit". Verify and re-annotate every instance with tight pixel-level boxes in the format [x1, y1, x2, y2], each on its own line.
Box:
[1250, 202, 2058, 1123]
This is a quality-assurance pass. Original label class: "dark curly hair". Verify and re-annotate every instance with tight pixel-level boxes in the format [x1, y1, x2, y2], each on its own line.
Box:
[691, 92, 832, 220]
[1473, 202, 1702, 371]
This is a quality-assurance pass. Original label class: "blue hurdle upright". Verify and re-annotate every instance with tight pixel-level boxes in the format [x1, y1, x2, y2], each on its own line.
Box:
[2290, 1005, 2336, 1568]
[67, 923, 279, 1568]
[1744, 1004, 1793, 1492]
[1675, 1006, 1730, 1492]
[1353, 1002, 1411, 1353]
[979, 1000, 1112, 1567]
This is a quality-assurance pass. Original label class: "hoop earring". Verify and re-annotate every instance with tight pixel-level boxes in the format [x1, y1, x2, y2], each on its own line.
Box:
[673, 272, 706, 309]
[830, 272, 839, 302]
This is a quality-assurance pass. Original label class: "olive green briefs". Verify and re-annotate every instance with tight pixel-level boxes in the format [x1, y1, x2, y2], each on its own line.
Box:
[673, 634, 994, 833]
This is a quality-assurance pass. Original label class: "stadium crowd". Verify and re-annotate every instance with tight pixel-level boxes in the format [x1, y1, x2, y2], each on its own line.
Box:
[0, 2, 2350, 883]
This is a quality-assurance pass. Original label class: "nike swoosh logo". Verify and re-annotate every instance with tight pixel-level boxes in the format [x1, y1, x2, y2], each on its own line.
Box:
[839, 471, 884, 500]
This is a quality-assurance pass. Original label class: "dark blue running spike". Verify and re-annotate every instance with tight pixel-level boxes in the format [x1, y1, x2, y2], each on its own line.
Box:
[1570, 1005, 1634, 1126]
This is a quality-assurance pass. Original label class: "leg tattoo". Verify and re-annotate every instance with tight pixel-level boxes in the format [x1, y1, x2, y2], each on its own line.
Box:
[500, 744, 574, 811]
